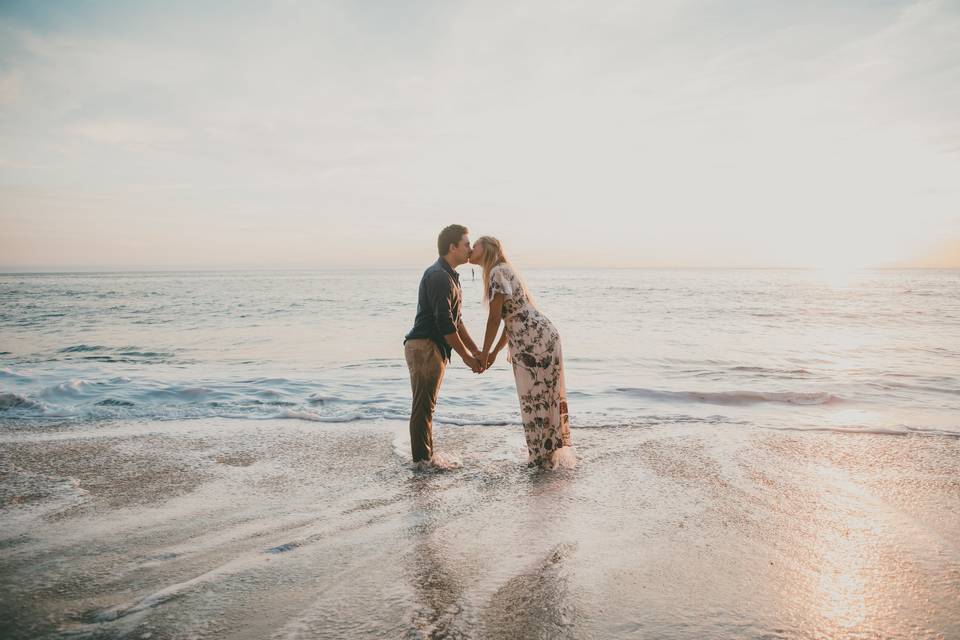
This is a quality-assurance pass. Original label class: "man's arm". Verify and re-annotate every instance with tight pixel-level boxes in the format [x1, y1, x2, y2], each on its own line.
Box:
[428, 271, 480, 372]
[444, 330, 481, 372]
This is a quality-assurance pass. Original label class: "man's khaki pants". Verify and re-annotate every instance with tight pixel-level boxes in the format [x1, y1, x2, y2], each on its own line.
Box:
[404, 339, 447, 462]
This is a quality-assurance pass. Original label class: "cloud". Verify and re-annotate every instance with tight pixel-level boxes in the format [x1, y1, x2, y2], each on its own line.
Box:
[65, 119, 188, 146]
[0, 67, 24, 106]
[1, 1, 959, 268]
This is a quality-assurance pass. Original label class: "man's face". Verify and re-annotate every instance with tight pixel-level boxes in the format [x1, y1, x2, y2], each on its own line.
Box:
[449, 234, 471, 266]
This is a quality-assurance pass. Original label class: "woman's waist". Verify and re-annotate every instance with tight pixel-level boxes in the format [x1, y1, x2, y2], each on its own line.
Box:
[504, 316, 559, 339]
[504, 308, 553, 325]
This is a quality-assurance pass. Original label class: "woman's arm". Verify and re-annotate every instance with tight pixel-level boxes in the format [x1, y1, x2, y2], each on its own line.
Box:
[482, 326, 509, 370]
[481, 293, 504, 356]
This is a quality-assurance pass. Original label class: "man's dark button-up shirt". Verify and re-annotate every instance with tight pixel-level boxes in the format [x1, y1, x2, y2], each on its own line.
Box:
[404, 258, 462, 361]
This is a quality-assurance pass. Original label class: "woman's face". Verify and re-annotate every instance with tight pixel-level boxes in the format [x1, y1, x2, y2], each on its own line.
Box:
[468, 241, 484, 265]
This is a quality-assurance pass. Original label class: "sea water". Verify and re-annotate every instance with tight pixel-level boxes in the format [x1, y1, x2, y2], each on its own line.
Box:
[1, 268, 958, 436]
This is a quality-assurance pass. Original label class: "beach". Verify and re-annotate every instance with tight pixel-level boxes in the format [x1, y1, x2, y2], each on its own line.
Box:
[4, 0, 960, 635]
[2, 268, 959, 638]
[2, 416, 958, 639]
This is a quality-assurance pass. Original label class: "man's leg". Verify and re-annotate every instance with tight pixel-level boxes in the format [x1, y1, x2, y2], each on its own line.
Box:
[405, 340, 446, 462]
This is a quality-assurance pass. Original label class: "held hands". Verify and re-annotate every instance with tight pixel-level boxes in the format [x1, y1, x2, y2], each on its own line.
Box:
[464, 352, 484, 374]
[465, 349, 497, 374]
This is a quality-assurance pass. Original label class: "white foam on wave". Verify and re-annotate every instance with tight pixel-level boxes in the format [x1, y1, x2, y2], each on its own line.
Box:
[0, 392, 40, 410]
[767, 424, 960, 438]
[389, 423, 463, 470]
[547, 446, 577, 470]
[419, 451, 463, 471]
[615, 387, 844, 406]
[279, 409, 365, 423]
[435, 416, 515, 427]
[51, 379, 98, 396]
[391, 424, 409, 460]
[92, 551, 268, 623]
[489, 433, 530, 463]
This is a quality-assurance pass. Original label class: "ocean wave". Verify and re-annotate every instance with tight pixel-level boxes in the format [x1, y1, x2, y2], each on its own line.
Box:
[243, 377, 297, 385]
[572, 413, 744, 429]
[58, 345, 175, 363]
[95, 398, 136, 407]
[433, 416, 515, 427]
[767, 424, 960, 439]
[272, 408, 517, 427]
[59, 344, 106, 353]
[0, 367, 947, 439]
[117, 350, 172, 358]
[49, 379, 101, 396]
[868, 381, 960, 397]
[143, 386, 215, 399]
[612, 387, 844, 406]
[340, 359, 403, 370]
[278, 410, 366, 423]
[0, 392, 42, 410]
[729, 366, 811, 376]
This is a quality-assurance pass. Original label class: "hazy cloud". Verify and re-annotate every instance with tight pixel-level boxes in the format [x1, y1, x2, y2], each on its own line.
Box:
[1, 0, 958, 269]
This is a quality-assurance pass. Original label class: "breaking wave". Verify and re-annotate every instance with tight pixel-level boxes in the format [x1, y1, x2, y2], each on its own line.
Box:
[612, 387, 844, 406]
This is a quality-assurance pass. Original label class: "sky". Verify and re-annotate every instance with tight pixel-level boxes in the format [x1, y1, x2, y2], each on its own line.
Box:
[1, 0, 959, 270]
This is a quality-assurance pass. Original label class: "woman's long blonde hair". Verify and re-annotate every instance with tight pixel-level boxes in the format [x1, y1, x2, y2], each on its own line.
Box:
[476, 236, 532, 305]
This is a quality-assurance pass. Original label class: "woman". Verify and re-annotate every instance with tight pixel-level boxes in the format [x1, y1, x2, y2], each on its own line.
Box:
[469, 236, 575, 469]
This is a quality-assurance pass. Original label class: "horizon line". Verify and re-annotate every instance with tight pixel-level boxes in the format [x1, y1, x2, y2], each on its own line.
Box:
[2, 265, 959, 275]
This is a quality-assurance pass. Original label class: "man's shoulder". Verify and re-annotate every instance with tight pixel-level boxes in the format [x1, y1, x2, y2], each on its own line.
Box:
[422, 262, 453, 286]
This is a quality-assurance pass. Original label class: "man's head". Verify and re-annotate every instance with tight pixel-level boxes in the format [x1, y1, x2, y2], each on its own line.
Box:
[438, 224, 471, 266]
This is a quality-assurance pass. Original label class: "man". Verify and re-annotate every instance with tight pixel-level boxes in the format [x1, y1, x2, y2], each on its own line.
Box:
[404, 224, 482, 464]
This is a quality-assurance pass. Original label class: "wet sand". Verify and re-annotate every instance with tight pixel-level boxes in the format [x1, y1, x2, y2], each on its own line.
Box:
[1, 418, 958, 639]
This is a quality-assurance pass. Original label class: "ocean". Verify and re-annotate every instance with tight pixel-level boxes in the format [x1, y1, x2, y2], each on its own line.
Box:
[2, 268, 958, 435]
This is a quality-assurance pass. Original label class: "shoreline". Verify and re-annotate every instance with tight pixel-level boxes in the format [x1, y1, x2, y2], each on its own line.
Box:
[1, 417, 958, 638]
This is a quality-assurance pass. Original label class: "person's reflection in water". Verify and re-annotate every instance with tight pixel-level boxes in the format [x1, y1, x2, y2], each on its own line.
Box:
[480, 470, 579, 639]
[406, 474, 468, 638]
[481, 543, 578, 639]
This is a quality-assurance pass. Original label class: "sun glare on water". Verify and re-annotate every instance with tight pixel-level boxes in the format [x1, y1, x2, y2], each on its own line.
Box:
[811, 260, 871, 289]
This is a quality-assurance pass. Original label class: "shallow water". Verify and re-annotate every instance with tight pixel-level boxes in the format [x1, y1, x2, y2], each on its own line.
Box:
[0, 418, 957, 639]
[1, 268, 958, 436]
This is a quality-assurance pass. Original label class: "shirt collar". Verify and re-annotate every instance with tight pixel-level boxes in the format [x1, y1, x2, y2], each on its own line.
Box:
[436, 257, 460, 282]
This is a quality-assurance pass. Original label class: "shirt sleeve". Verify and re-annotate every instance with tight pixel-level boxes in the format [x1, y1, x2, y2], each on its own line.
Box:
[489, 266, 514, 298]
[428, 271, 458, 336]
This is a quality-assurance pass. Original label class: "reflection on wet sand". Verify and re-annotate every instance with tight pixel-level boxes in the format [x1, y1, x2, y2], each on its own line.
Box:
[810, 470, 872, 632]
[404, 460, 580, 638]
[479, 471, 579, 639]
[0, 418, 957, 639]
[407, 474, 469, 638]
[481, 543, 577, 639]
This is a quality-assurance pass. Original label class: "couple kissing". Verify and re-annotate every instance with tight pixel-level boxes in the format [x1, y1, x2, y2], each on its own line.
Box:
[403, 224, 574, 470]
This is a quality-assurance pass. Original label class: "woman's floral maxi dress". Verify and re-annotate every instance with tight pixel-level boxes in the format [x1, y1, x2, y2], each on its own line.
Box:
[489, 263, 572, 467]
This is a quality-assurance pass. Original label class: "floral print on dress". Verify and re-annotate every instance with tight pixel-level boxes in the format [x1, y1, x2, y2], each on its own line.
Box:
[489, 264, 572, 467]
